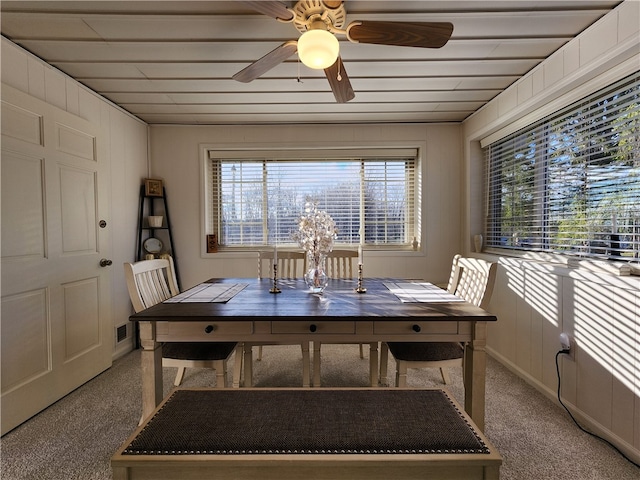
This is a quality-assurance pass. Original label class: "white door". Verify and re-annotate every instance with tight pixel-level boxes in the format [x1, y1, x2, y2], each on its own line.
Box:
[1, 85, 112, 434]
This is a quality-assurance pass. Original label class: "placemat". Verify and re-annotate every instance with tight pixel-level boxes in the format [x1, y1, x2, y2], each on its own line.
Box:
[384, 281, 464, 303]
[164, 283, 248, 303]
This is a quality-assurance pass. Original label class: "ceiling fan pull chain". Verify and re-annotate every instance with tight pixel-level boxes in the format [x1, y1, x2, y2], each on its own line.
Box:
[297, 55, 303, 83]
[337, 59, 342, 81]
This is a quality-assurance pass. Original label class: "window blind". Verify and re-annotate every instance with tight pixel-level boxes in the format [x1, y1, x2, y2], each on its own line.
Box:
[484, 72, 640, 262]
[208, 153, 418, 248]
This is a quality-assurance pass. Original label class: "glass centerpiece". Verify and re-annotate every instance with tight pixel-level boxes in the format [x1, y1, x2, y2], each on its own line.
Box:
[292, 200, 337, 293]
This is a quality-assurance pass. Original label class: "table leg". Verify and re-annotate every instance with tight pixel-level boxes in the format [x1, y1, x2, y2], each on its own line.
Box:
[464, 321, 487, 431]
[139, 321, 162, 421]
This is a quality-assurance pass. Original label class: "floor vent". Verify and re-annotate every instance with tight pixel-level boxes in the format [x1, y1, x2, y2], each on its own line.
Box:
[116, 324, 128, 343]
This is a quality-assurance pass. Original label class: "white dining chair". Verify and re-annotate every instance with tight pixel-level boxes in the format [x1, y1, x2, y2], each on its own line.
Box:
[124, 256, 242, 387]
[312, 249, 377, 386]
[244, 250, 311, 387]
[381, 254, 497, 386]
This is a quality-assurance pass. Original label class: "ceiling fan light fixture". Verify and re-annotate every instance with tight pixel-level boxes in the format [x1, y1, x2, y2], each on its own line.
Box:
[297, 29, 339, 69]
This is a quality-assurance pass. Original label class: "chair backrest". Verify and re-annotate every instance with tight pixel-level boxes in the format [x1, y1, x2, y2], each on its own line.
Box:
[446, 254, 497, 309]
[124, 257, 179, 313]
[325, 249, 358, 279]
[258, 250, 306, 279]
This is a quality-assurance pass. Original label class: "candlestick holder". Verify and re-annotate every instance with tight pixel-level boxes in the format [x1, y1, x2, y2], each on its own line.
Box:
[270, 264, 281, 293]
[355, 263, 367, 294]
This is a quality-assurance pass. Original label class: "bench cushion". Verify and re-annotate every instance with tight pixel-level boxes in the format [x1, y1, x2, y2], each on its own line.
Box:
[122, 389, 490, 456]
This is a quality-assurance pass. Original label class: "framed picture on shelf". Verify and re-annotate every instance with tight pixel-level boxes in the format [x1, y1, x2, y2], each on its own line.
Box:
[144, 178, 163, 197]
[206, 234, 218, 253]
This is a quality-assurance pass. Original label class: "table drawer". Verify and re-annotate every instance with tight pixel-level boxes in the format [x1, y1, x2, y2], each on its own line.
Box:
[271, 321, 356, 335]
[374, 321, 458, 335]
[157, 321, 253, 340]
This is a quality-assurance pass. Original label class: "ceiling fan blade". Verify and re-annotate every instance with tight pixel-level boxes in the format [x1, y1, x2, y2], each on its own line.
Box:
[233, 41, 298, 83]
[237, 1, 294, 21]
[323, 1, 343, 9]
[324, 57, 355, 103]
[347, 21, 453, 48]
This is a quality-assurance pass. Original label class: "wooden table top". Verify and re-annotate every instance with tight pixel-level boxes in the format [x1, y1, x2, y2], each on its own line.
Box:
[129, 278, 497, 323]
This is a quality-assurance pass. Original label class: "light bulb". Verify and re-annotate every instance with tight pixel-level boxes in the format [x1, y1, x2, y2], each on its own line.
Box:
[297, 30, 339, 70]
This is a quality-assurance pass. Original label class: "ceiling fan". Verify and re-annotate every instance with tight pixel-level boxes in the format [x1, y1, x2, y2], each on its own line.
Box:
[233, 0, 454, 103]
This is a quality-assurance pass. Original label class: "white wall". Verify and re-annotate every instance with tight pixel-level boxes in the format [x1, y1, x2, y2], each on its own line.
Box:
[149, 123, 463, 289]
[1, 38, 150, 358]
[462, 1, 640, 461]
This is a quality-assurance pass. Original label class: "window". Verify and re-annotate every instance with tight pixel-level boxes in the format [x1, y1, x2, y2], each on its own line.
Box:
[485, 72, 640, 262]
[205, 149, 419, 248]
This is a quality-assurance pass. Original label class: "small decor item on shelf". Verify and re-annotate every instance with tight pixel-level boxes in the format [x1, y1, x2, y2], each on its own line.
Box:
[143, 237, 163, 254]
[144, 178, 163, 197]
[474, 234, 483, 253]
[293, 199, 337, 293]
[148, 215, 163, 228]
[206, 234, 218, 253]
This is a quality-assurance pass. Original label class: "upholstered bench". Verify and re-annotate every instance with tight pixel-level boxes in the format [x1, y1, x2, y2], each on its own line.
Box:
[112, 388, 501, 480]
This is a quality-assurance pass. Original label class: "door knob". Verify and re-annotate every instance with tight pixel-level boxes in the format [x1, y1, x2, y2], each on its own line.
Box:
[100, 258, 113, 267]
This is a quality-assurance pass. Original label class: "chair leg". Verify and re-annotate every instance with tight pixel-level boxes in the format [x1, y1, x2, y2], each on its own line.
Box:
[243, 346, 254, 387]
[257, 345, 263, 361]
[379, 342, 389, 386]
[216, 360, 227, 388]
[396, 360, 408, 387]
[232, 344, 244, 388]
[440, 367, 451, 385]
[368, 342, 378, 387]
[301, 342, 311, 388]
[312, 342, 321, 387]
[174, 367, 186, 386]
[359, 343, 364, 359]
[461, 344, 467, 385]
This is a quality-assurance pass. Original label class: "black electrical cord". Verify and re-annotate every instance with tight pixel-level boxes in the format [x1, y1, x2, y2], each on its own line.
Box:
[555, 350, 640, 468]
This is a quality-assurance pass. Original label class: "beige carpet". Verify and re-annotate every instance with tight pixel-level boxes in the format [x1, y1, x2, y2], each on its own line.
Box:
[1, 345, 638, 479]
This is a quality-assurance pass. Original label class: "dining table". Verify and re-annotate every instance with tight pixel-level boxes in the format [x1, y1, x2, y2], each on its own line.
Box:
[130, 277, 497, 431]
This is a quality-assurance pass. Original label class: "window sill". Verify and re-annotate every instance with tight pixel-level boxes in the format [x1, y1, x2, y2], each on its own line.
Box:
[482, 248, 639, 277]
[566, 257, 638, 276]
[201, 246, 423, 259]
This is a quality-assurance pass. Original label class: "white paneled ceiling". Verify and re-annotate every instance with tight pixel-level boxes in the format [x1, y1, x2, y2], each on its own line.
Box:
[1, 1, 623, 125]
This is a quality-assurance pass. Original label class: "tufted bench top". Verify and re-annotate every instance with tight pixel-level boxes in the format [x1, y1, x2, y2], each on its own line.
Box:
[112, 388, 502, 480]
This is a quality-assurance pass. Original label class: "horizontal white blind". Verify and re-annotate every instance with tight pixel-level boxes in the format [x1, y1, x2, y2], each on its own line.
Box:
[210, 155, 417, 247]
[484, 72, 640, 263]
[208, 148, 417, 160]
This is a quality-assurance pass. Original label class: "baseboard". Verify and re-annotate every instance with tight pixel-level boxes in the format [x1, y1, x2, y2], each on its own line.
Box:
[113, 339, 134, 361]
[487, 347, 640, 465]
